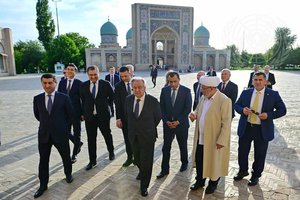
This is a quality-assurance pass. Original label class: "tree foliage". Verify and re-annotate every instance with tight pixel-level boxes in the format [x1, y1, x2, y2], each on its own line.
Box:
[249, 53, 265, 66]
[226, 44, 242, 67]
[14, 40, 46, 74]
[283, 47, 300, 65]
[36, 0, 55, 51]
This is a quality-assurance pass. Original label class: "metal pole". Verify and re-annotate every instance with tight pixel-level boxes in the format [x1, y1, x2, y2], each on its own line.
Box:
[52, 0, 61, 36]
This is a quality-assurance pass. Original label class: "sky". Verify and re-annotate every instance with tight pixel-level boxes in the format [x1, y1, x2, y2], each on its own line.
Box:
[0, 0, 299, 53]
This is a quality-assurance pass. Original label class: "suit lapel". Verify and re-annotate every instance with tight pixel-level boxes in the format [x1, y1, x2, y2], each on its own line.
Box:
[261, 88, 270, 112]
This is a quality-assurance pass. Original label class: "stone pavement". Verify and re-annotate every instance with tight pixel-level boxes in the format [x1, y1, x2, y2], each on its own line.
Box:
[0, 70, 299, 200]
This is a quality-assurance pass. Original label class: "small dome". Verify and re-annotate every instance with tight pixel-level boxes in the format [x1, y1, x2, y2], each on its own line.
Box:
[194, 25, 210, 38]
[100, 20, 118, 36]
[126, 28, 132, 39]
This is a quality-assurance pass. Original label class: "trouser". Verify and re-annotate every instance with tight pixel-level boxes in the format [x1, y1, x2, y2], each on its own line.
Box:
[121, 120, 133, 160]
[67, 116, 81, 156]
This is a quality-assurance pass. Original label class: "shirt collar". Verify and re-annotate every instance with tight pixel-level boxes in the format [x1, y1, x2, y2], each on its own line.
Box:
[45, 91, 55, 96]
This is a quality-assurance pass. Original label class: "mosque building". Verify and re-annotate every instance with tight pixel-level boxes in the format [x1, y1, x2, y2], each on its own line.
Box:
[85, 3, 230, 71]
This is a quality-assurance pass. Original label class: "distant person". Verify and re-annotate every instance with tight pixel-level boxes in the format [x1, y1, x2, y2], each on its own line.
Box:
[114, 66, 134, 167]
[264, 65, 276, 89]
[58, 63, 83, 163]
[150, 65, 158, 87]
[189, 76, 231, 194]
[157, 72, 192, 179]
[206, 66, 217, 76]
[247, 65, 260, 88]
[126, 64, 135, 77]
[124, 77, 161, 197]
[33, 74, 73, 198]
[217, 68, 238, 118]
[115, 66, 120, 76]
[193, 71, 205, 110]
[80, 65, 115, 171]
[105, 66, 120, 88]
[234, 72, 286, 186]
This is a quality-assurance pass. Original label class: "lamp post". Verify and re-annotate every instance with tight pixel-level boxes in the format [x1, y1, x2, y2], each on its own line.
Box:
[52, 0, 61, 36]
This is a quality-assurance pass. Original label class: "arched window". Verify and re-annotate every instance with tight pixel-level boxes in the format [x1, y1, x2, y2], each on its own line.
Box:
[156, 41, 163, 51]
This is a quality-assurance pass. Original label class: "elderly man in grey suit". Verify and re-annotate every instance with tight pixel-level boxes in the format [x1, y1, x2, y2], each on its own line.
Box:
[124, 77, 161, 197]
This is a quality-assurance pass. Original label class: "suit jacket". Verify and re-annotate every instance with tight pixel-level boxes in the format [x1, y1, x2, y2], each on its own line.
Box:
[193, 81, 202, 110]
[125, 94, 161, 144]
[58, 78, 82, 117]
[247, 72, 255, 88]
[234, 87, 286, 142]
[80, 80, 114, 121]
[160, 85, 192, 131]
[206, 70, 217, 76]
[33, 92, 74, 143]
[217, 81, 238, 118]
[266, 72, 276, 89]
[105, 74, 121, 87]
[150, 67, 158, 77]
[114, 81, 129, 120]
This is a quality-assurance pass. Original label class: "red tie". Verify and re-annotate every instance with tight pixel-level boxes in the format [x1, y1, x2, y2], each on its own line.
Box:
[221, 82, 226, 92]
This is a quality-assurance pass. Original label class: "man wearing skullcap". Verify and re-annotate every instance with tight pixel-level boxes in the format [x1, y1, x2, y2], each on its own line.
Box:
[189, 76, 232, 194]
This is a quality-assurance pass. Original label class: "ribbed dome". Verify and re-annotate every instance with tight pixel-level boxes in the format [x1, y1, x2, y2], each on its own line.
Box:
[100, 20, 118, 36]
[126, 28, 132, 39]
[194, 25, 210, 38]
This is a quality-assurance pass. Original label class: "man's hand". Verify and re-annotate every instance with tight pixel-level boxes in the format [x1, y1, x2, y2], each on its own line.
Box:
[189, 112, 196, 122]
[258, 112, 268, 120]
[243, 107, 252, 116]
[116, 119, 123, 128]
[80, 115, 85, 121]
[167, 121, 176, 129]
[216, 144, 224, 149]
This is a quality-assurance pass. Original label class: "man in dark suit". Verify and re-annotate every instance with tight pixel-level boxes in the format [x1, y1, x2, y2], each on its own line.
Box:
[114, 66, 134, 167]
[105, 66, 120, 117]
[217, 68, 238, 118]
[150, 65, 158, 87]
[33, 74, 73, 198]
[80, 65, 115, 171]
[234, 72, 286, 186]
[247, 65, 260, 88]
[206, 66, 217, 76]
[193, 71, 205, 110]
[58, 63, 83, 163]
[124, 77, 161, 197]
[157, 71, 192, 179]
[264, 65, 276, 89]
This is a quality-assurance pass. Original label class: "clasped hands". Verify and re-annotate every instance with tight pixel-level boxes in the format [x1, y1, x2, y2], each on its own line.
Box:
[167, 121, 179, 129]
[243, 107, 268, 120]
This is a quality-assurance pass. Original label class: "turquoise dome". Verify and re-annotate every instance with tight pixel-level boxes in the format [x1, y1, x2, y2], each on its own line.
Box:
[100, 20, 118, 36]
[126, 28, 132, 39]
[194, 25, 210, 38]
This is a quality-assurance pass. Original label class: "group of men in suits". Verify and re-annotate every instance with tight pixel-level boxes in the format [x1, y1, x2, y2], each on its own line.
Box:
[248, 65, 276, 89]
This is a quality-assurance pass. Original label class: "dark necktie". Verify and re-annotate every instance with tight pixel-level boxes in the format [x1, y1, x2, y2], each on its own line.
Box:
[111, 75, 114, 86]
[127, 83, 131, 95]
[171, 89, 176, 106]
[134, 98, 141, 118]
[47, 94, 52, 114]
[92, 83, 96, 98]
[67, 80, 71, 94]
[221, 82, 226, 92]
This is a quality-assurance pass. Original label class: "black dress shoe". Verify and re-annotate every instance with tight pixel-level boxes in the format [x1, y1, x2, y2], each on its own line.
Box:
[234, 171, 249, 181]
[34, 186, 47, 198]
[109, 152, 115, 160]
[248, 177, 259, 186]
[180, 163, 188, 172]
[85, 162, 96, 171]
[66, 175, 73, 183]
[122, 159, 133, 167]
[136, 173, 141, 180]
[205, 185, 217, 194]
[141, 188, 148, 197]
[71, 155, 77, 164]
[156, 171, 169, 179]
[190, 181, 205, 190]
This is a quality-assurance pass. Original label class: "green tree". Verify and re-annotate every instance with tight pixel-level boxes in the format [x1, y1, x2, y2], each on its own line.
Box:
[226, 44, 242, 67]
[47, 35, 80, 72]
[240, 51, 251, 68]
[14, 40, 46, 74]
[268, 27, 297, 68]
[283, 47, 300, 66]
[36, 0, 55, 51]
[65, 32, 95, 68]
[249, 53, 265, 66]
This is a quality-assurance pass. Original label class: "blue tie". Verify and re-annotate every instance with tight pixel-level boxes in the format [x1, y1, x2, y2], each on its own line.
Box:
[134, 99, 140, 118]
[47, 94, 52, 114]
[127, 83, 131, 95]
[92, 83, 96, 98]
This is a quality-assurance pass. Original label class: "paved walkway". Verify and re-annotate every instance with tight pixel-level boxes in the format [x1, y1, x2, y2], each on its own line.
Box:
[0, 70, 299, 200]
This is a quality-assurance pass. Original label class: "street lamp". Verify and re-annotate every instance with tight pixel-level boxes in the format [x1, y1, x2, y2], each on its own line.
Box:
[52, 0, 61, 36]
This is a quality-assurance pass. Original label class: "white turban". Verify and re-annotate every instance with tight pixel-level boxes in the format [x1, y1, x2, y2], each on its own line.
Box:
[199, 76, 220, 87]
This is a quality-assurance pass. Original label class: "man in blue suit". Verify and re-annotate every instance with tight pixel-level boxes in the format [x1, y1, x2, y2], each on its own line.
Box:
[157, 71, 192, 178]
[33, 74, 74, 198]
[58, 63, 83, 163]
[234, 72, 286, 186]
[105, 66, 120, 117]
[217, 68, 238, 118]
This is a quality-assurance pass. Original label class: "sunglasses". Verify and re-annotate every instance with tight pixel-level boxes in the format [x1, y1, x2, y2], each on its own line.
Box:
[251, 109, 259, 115]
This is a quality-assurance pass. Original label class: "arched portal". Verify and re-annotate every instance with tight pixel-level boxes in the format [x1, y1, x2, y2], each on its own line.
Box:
[151, 26, 178, 69]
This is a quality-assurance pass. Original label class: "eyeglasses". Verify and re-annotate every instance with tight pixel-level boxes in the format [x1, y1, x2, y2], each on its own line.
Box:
[251, 109, 259, 115]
